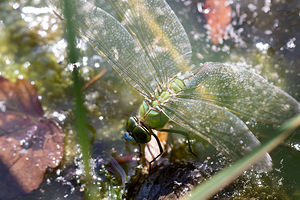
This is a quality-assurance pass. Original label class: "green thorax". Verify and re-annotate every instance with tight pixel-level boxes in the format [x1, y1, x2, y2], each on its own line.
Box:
[139, 75, 188, 128]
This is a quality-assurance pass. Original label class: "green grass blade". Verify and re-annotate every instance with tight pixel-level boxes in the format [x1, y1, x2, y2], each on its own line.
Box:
[62, 0, 97, 199]
[185, 113, 300, 200]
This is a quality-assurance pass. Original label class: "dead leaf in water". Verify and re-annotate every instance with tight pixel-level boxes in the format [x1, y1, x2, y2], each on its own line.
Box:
[203, 0, 232, 44]
[0, 76, 64, 197]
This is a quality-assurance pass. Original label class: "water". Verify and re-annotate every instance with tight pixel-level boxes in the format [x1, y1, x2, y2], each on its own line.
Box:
[0, 0, 299, 199]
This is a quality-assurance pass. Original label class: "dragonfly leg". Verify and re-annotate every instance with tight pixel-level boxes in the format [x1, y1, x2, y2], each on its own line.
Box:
[148, 133, 164, 172]
[139, 144, 148, 167]
[180, 131, 198, 158]
[157, 128, 197, 158]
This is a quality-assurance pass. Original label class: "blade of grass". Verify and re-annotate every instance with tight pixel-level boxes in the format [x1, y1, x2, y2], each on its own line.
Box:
[185, 113, 300, 200]
[62, 0, 97, 199]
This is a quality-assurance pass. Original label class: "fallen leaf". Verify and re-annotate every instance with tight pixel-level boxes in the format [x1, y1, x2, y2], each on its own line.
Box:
[0, 76, 64, 198]
[203, 0, 232, 44]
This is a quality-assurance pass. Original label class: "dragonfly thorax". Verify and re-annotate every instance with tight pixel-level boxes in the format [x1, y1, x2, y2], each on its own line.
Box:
[125, 76, 188, 143]
[138, 76, 187, 129]
[139, 100, 169, 129]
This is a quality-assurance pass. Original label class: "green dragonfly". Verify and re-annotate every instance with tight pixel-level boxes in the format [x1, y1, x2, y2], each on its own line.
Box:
[50, 0, 300, 171]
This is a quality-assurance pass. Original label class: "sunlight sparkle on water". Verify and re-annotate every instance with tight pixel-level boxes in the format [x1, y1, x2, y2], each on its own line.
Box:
[52, 111, 66, 121]
[94, 62, 100, 68]
[248, 4, 257, 12]
[82, 66, 89, 74]
[12, 3, 20, 9]
[262, 0, 271, 13]
[286, 38, 296, 49]
[82, 57, 88, 66]
[21, 7, 53, 32]
[17, 75, 24, 79]
[256, 42, 270, 53]
[23, 61, 30, 69]
[37, 30, 47, 37]
[291, 143, 300, 151]
[0, 101, 6, 112]
[52, 39, 67, 61]
[22, 6, 51, 15]
[5, 58, 11, 65]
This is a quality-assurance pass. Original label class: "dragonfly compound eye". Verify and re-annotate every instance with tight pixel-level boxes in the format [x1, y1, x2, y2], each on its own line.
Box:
[126, 116, 139, 132]
[132, 126, 151, 144]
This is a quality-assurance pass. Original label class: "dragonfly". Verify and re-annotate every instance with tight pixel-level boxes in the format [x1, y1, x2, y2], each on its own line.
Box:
[49, 0, 300, 172]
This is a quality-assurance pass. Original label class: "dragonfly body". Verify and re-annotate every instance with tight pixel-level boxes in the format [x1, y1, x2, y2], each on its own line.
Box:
[125, 72, 189, 144]
[139, 72, 191, 129]
[49, 0, 300, 172]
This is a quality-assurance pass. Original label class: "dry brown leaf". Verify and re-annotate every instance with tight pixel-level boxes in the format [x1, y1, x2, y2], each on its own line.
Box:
[204, 0, 232, 44]
[0, 76, 64, 197]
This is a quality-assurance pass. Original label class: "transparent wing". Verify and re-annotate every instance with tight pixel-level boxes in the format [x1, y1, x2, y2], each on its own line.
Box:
[110, 0, 192, 91]
[48, 0, 160, 98]
[161, 98, 272, 172]
[181, 62, 300, 125]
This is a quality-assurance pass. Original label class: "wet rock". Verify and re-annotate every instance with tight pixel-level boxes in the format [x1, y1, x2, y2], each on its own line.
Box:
[126, 161, 233, 200]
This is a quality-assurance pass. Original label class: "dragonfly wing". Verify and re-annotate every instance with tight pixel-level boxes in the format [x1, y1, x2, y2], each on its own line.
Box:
[181, 62, 300, 125]
[48, 0, 160, 98]
[110, 0, 192, 90]
[161, 97, 272, 172]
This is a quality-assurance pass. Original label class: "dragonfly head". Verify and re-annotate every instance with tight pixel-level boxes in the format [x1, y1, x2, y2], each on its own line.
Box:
[124, 116, 152, 144]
